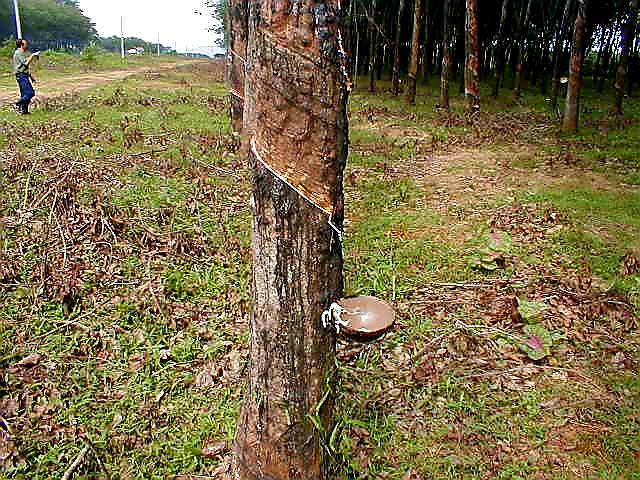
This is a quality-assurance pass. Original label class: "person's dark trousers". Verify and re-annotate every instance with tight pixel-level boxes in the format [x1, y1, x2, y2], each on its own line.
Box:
[15, 73, 35, 114]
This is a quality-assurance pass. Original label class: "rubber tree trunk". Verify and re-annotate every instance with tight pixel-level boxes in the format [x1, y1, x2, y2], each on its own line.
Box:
[368, 0, 378, 93]
[392, 0, 407, 95]
[513, 0, 534, 97]
[614, 0, 640, 115]
[563, 0, 589, 132]
[629, 52, 638, 96]
[380, 44, 388, 80]
[353, 19, 361, 88]
[457, 20, 466, 94]
[349, 0, 359, 87]
[422, 0, 433, 82]
[550, 0, 574, 112]
[228, 0, 248, 134]
[598, 29, 615, 93]
[439, 0, 451, 109]
[493, 0, 510, 98]
[406, 0, 425, 104]
[465, 0, 480, 112]
[232, 1, 349, 478]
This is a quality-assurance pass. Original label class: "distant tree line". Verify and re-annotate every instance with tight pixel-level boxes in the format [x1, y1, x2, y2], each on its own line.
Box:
[0, 0, 96, 49]
[0, 0, 176, 55]
[97, 36, 175, 55]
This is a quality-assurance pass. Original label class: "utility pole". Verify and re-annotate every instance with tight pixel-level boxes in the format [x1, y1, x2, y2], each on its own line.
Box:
[120, 16, 125, 59]
[157, 33, 160, 56]
[12, 0, 22, 39]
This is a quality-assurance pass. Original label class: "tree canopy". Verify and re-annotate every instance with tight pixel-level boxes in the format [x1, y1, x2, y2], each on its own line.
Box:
[204, 0, 227, 47]
[96, 36, 175, 55]
[0, 0, 96, 48]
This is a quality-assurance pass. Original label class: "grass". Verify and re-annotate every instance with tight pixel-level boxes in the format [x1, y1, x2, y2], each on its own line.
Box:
[0, 59, 638, 479]
[0, 51, 186, 87]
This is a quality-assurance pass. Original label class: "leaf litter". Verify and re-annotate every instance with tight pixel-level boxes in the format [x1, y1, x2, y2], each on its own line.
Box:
[0, 62, 638, 478]
[0, 61, 252, 478]
[336, 89, 639, 477]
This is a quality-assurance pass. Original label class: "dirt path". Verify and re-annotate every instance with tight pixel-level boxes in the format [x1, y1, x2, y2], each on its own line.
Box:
[0, 59, 205, 104]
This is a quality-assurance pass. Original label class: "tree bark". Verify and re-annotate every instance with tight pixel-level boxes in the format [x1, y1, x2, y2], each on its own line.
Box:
[628, 51, 638, 96]
[368, 0, 378, 93]
[392, 0, 407, 95]
[348, 0, 359, 87]
[493, 0, 510, 98]
[550, 0, 573, 112]
[465, 0, 480, 111]
[233, 1, 349, 478]
[439, 0, 451, 109]
[422, 0, 433, 82]
[456, 17, 466, 95]
[228, 0, 248, 134]
[513, 0, 533, 97]
[406, 0, 425, 104]
[378, 43, 386, 80]
[614, 0, 640, 115]
[353, 15, 361, 88]
[563, 0, 589, 132]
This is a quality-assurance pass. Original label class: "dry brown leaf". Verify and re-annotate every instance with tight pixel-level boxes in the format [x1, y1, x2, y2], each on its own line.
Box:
[127, 352, 148, 371]
[621, 252, 640, 277]
[14, 353, 42, 368]
[201, 441, 227, 458]
[403, 469, 421, 480]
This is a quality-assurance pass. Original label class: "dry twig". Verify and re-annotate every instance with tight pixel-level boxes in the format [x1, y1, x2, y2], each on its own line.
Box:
[128, 147, 169, 158]
[22, 161, 38, 210]
[61, 445, 89, 480]
[0, 415, 13, 437]
[192, 157, 243, 179]
[54, 214, 68, 268]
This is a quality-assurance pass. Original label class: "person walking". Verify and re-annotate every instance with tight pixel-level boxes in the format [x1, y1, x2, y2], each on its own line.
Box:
[13, 39, 39, 115]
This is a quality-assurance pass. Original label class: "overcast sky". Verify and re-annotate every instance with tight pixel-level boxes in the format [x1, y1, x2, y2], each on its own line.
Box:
[77, 0, 220, 53]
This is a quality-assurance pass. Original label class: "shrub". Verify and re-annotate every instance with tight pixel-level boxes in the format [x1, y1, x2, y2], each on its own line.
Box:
[80, 41, 100, 69]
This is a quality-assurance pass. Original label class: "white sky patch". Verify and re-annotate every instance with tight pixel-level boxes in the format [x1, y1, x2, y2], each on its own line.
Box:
[77, 0, 220, 54]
